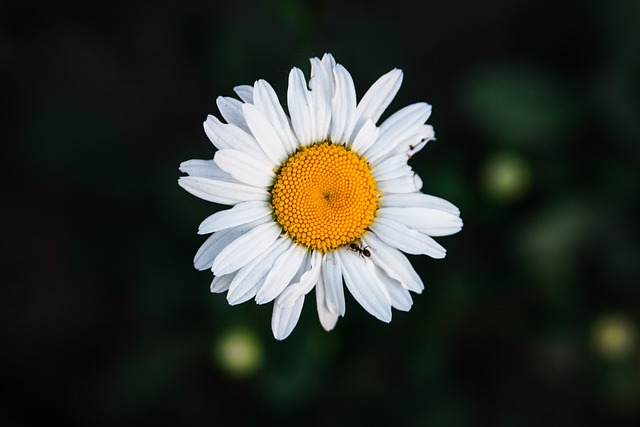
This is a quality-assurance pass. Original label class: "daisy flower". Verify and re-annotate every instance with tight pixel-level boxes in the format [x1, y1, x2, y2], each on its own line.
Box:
[179, 53, 462, 340]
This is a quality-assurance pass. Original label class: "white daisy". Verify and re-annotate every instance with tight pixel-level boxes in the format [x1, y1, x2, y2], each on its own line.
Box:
[179, 53, 462, 340]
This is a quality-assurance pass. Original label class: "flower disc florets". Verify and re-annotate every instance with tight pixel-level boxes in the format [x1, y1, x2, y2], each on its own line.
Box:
[271, 141, 379, 251]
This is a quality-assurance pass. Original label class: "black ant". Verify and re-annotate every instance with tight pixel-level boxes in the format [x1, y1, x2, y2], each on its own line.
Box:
[348, 242, 371, 259]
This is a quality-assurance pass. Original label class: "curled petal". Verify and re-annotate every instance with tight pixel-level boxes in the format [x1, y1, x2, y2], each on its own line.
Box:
[278, 250, 323, 308]
[339, 249, 392, 323]
[272, 295, 305, 340]
[362, 233, 424, 293]
[234, 85, 253, 103]
[322, 251, 345, 316]
[226, 237, 290, 305]
[316, 275, 340, 331]
[179, 159, 227, 179]
[216, 96, 250, 132]
[210, 273, 235, 294]
[255, 244, 307, 305]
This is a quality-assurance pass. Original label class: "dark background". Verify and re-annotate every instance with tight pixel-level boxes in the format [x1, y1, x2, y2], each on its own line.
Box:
[2, 0, 639, 425]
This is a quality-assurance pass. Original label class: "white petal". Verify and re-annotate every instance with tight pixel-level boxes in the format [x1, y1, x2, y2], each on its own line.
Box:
[234, 85, 253, 103]
[321, 53, 336, 70]
[227, 277, 262, 305]
[371, 125, 434, 165]
[226, 237, 290, 305]
[203, 115, 227, 150]
[242, 103, 288, 164]
[309, 57, 332, 142]
[380, 193, 460, 216]
[378, 269, 413, 312]
[378, 207, 463, 237]
[330, 64, 357, 143]
[178, 176, 269, 205]
[317, 54, 337, 92]
[179, 159, 227, 179]
[194, 221, 262, 271]
[271, 295, 305, 340]
[405, 125, 435, 157]
[287, 250, 311, 289]
[277, 250, 323, 308]
[211, 222, 281, 275]
[338, 249, 392, 323]
[322, 251, 345, 315]
[198, 201, 272, 234]
[315, 275, 339, 331]
[287, 67, 313, 145]
[214, 148, 275, 188]
[352, 68, 403, 137]
[204, 115, 269, 161]
[397, 124, 434, 155]
[361, 233, 423, 293]
[193, 233, 219, 271]
[364, 103, 431, 161]
[377, 173, 423, 194]
[371, 217, 446, 258]
[253, 79, 299, 154]
[380, 102, 431, 132]
[371, 153, 411, 181]
[255, 243, 307, 304]
[210, 273, 235, 293]
[216, 96, 250, 133]
[350, 119, 379, 154]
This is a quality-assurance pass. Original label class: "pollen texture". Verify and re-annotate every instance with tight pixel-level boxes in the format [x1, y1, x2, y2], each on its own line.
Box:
[271, 142, 379, 251]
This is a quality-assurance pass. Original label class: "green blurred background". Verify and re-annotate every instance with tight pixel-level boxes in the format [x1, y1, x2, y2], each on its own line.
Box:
[2, 0, 639, 425]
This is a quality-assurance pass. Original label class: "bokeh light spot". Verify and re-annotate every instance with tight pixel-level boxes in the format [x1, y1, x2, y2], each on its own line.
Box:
[592, 314, 637, 361]
[482, 152, 531, 202]
[215, 329, 263, 377]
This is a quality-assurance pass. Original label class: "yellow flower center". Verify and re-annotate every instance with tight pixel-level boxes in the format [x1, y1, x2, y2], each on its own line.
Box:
[271, 141, 379, 251]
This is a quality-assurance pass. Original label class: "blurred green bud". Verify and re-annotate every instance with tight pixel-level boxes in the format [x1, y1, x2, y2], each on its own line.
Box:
[592, 314, 637, 361]
[482, 153, 531, 202]
[215, 328, 263, 377]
